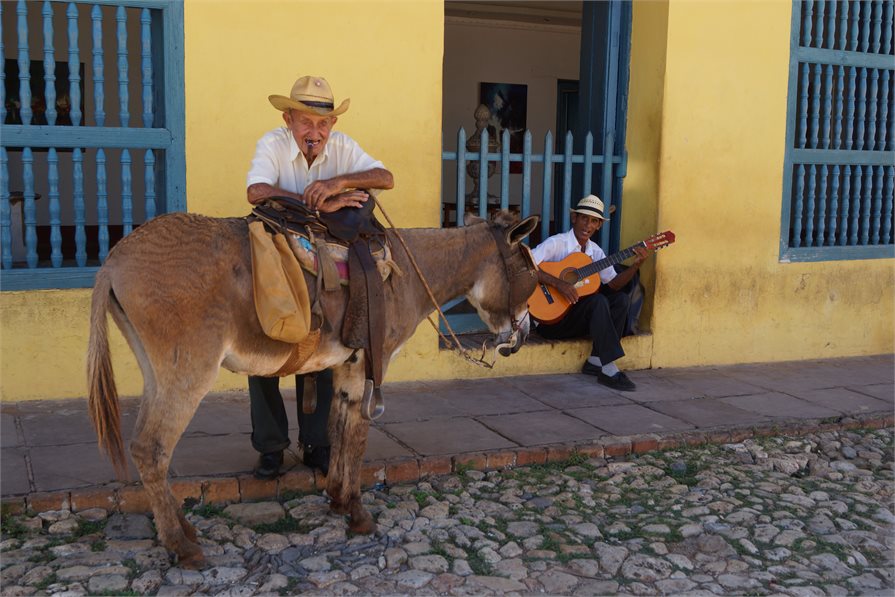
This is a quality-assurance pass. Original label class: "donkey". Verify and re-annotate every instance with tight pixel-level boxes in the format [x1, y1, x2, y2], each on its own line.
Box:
[87, 209, 539, 567]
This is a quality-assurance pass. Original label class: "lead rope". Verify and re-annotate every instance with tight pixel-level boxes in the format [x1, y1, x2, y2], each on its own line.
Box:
[372, 197, 497, 369]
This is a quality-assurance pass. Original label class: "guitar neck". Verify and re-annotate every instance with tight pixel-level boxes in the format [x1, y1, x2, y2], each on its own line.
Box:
[576, 242, 645, 279]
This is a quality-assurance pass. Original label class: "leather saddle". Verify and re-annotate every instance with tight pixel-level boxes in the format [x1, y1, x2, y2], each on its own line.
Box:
[253, 195, 383, 243]
[251, 196, 388, 421]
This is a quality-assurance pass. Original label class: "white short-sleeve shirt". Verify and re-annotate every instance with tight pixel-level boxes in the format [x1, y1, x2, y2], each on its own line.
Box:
[246, 128, 384, 194]
[530, 229, 617, 285]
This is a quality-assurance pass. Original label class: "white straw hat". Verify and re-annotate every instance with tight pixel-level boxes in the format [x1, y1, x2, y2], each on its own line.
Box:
[570, 194, 609, 221]
[268, 76, 350, 116]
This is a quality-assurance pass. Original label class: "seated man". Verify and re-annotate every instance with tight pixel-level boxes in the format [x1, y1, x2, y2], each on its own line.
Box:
[531, 195, 653, 391]
[246, 75, 394, 479]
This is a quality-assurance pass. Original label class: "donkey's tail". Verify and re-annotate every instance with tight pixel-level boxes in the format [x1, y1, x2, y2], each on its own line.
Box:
[87, 268, 127, 477]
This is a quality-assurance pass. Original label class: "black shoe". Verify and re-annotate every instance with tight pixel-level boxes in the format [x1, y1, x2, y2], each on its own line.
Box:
[254, 451, 283, 480]
[303, 444, 330, 476]
[596, 371, 637, 392]
[581, 361, 602, 377]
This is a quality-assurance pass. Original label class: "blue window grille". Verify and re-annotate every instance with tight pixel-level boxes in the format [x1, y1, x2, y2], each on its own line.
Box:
[781, 0, 895, 262]
[442, 127, 626, 246]
[0, 0, 185, 290]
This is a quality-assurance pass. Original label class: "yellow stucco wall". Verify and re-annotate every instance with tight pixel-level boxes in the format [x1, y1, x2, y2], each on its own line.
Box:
[631, 0, 894, 367]
[623, 1, 669, 330]
[183, 0, 442, 229]
[182, 0, 448, 392]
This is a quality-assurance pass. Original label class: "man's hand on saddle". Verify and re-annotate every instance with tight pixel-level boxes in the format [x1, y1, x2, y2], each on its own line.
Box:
[316, 190, 370, 214]
[303, 179, 344, 210]
[304, 177, 370, 213]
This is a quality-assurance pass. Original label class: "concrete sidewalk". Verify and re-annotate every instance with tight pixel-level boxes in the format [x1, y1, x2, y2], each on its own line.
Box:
[1, 354, 892, 512]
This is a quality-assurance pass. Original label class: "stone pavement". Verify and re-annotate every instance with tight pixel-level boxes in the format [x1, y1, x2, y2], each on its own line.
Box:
[1, 422, 892, 595]
[1, 354, 892, 512]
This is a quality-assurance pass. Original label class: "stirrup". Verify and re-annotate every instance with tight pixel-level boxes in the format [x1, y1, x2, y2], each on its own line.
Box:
[361, 379, 385, 420]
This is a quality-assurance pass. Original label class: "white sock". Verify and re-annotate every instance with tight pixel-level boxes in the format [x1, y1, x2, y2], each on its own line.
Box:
[587, 356, 602, 367]
[601, 362, 620, 377]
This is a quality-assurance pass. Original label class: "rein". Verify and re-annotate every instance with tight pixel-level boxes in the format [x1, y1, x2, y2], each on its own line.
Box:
[373, 197, 507, 369]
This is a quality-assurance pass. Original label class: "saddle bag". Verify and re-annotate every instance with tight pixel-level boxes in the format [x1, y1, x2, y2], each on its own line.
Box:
[247, 220, 313, 343]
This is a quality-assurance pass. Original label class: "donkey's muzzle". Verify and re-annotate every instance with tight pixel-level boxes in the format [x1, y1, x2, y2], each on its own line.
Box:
[495, 326, 527, 357]
[498, 343, 514, 357]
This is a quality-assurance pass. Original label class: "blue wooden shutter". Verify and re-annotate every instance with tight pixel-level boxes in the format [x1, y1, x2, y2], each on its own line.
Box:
[0, 0, 185, 290]
[781, 0, 895, 262]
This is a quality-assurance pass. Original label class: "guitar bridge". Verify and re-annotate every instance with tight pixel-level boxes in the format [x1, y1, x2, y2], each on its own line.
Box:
[539, 284, 554, 304]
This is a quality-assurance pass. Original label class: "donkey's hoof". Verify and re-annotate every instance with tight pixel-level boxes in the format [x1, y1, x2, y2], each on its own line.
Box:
[175, 540, 206, 570]
[348, 512, 376, 535]
[330, 501, 350, 516]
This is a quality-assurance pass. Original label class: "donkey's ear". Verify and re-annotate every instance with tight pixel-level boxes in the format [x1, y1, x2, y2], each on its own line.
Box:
[506, 215, 539, 246]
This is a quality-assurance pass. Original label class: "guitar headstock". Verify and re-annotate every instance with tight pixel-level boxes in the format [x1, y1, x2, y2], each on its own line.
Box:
[644, 230, 675, 251]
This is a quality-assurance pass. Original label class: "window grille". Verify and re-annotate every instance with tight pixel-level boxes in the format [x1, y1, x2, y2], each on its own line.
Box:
[781, 0, 895, 262]
[0, 0, 185, 290]
[442, 127, 626, 246]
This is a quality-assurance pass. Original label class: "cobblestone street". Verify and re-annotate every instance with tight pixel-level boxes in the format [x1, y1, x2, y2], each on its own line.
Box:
[1, 427, 892, 596]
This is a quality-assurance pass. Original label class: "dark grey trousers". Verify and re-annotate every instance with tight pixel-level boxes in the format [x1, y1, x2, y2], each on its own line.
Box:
[248, 370, 332, 454]
[536, 289, 630, 364]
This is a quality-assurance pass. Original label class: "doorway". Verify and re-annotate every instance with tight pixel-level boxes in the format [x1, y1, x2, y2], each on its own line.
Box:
[441, 1, 632, 333]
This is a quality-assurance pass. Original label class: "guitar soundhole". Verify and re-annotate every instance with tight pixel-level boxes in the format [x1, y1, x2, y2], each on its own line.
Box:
[560, 269, 579, 284]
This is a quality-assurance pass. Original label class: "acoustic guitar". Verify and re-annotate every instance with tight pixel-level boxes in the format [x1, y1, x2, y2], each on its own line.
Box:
[528, 231, 676, 324]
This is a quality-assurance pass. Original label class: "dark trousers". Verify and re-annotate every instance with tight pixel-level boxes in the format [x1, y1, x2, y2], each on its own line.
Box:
[536, 289, 630, 364]
[249, 370, 333, 454]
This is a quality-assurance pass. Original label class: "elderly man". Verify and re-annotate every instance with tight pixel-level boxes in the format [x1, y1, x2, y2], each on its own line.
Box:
[531, 195, 652, 392]
[246, 76, 394, 479]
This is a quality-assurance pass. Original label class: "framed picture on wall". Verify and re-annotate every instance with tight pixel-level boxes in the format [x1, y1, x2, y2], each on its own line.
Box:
[480, 82, 527, 173]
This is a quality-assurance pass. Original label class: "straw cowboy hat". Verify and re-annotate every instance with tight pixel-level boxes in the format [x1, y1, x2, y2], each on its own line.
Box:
[268, 76, 350, 116]
[571, 194, 612, 221]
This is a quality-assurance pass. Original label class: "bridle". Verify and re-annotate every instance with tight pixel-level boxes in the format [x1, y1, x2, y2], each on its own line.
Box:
[487, 225, 537, 356]
[375, 198, 538, 368]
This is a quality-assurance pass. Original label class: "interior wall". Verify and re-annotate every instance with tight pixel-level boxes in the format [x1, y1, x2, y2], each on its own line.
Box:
[441, 18, 580, 220]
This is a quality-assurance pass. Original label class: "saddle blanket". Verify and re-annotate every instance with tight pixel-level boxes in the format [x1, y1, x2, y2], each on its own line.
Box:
[289, 232, 397, 284]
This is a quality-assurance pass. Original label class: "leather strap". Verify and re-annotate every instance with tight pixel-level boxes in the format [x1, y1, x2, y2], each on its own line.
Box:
[312, 232, 341, 292]
[349, 240, 387, 420]
[489, 225, 536, 309]
[302, 372, 318, 414]
[353, 240, 385, 388]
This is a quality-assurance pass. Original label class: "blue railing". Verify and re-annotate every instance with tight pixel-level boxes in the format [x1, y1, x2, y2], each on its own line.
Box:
[442, 127, 626, 248]
[0, 0, 184, 290]
[781, 0, 895, 262]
